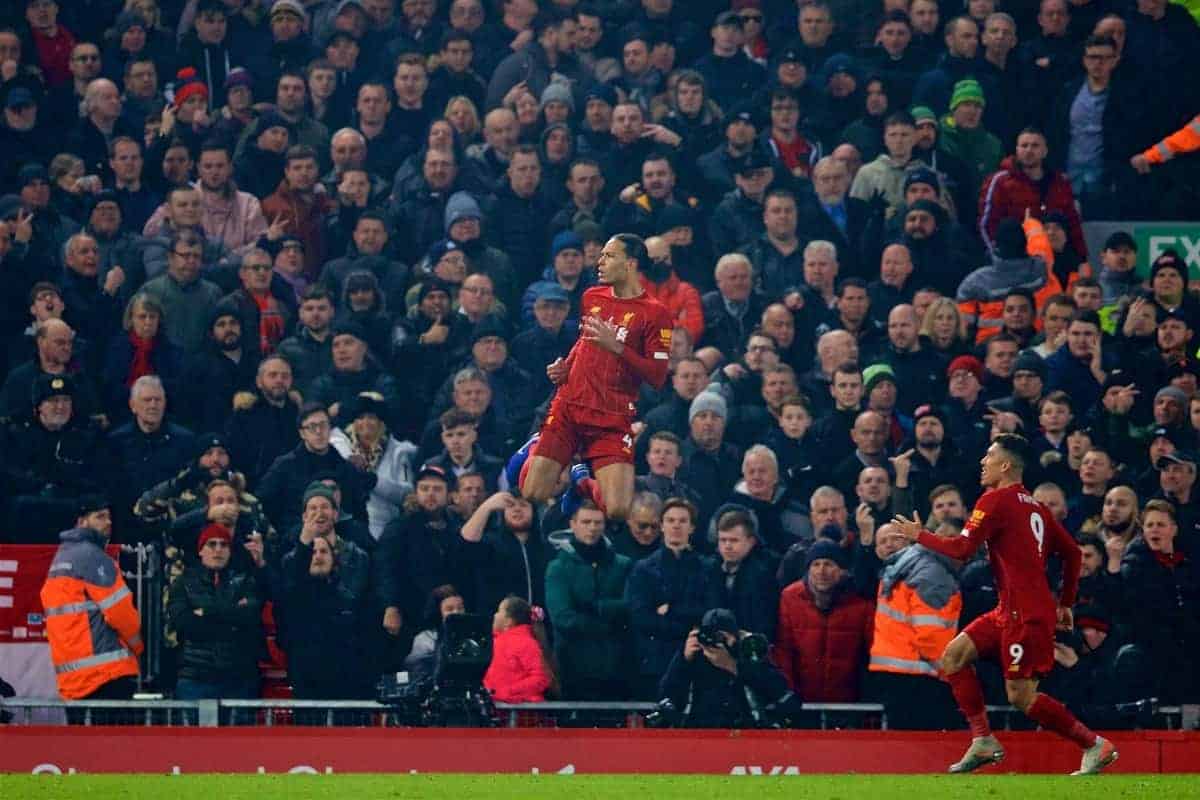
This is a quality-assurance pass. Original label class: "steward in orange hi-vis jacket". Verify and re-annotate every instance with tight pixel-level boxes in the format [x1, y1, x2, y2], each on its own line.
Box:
[40, 498, 142, 700]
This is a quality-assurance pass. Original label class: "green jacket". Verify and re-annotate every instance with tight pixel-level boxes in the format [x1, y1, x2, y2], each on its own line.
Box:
[545, 541, 633, 684]
[938, 116, 1003, 192]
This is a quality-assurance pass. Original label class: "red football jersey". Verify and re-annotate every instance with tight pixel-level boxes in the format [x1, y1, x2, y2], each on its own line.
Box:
[918, 483, 1080, 621]
[556, 285, 674, 425]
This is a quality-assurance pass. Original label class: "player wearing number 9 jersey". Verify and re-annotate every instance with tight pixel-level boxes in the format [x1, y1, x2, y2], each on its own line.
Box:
[892, 434, 1118, 776]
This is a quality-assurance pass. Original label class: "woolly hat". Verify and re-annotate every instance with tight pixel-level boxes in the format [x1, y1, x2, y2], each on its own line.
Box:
[540, 82, 574, 112]
[331, 318, 368, 343]
[689, 391, 728, 423]
[910, 105, 937, 124]
[270, 0, 309, 23]
[418, 277, 452, 302]
[1155, 385, 1188, 408]
[551, 230, 583, 259]
[18, 163, 47, 186]
[303, 481, 338, 508]
[947, 354, 983, 381]
[912, 403, 944, 426]
[471, 314, 510, 344]
[173, 67, 209, 109]
[584, 83, 618, 107]
[806, 539, 850, 570]
[1151, 250, 1187, 282]
[863, 362, 897, 394]
[949, 79, 985, 110]
[903, 166, 939, 192]
[114, 10, 148, 36]
[1013, 351, 1047, 380]
[76, 493, 111, 517]
[444, 191, 482, 233]
[196, 432, 229, 459]
[197, 523, 231, 553]
[994, 217, 1027, 259]
[224, 67, 253, 92]
[426, 238, 461, 266]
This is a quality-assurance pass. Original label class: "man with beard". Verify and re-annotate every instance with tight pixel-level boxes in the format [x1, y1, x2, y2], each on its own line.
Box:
[890, 405, 961, 523]
[374, 464, 474, 652]
[179, 303, 260, 434]
[134, 432, 239, 536]
[879, 304, 944, 415]
[225, 356, 301, 489]
[223, 248, 297, 358]
[2, 374, 104, 543]
[141, 229, 224, 351]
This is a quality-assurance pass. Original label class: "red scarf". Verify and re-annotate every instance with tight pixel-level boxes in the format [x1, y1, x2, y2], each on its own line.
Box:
[252, 291, 287, 354]
[127, 332, 156, 387]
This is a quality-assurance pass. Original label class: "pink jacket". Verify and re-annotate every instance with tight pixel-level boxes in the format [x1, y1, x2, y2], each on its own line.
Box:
[483, 624, 551, 703]
[143, 185, 267, 255]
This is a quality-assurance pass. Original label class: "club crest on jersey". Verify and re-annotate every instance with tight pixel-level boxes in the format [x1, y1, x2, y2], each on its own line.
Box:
[970, 509, 986, 523]
[589, 306, 601, 314]
[621, 312, 635, 327]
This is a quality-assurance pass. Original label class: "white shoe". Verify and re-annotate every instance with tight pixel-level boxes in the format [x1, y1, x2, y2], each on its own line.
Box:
[948, 735, 1005, 773]
[1071, 736, 1118, 775]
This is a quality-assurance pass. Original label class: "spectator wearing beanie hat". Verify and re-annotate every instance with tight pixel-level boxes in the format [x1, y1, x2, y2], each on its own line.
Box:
[1148, 250, 1200, 332]
[442, 190, 521, 313]
[938, 79, 1002, 197]
[233, 110, 293, 200]
[678, 391, 742, 526]
[167, 519, 264, 701]
[775, 535, 874, 702]
[942, 353, 991, 463]
[520, 229, 594, 326]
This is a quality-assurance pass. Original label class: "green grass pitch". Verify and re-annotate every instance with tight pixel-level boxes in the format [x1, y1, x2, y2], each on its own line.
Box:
[1, 774, 1197, 800]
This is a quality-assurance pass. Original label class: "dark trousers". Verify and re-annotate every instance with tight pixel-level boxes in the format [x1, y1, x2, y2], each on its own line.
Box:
[866, 670, 962, 731]
[66, 675, 138, 725]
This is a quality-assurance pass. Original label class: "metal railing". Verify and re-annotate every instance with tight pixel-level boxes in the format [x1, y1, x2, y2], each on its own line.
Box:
[1, 698, 883, 729]
[4, 698, 1187, 729]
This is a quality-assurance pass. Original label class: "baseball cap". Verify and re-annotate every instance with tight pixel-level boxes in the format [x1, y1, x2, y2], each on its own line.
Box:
[1103, 231, 1136, 251]
[534, 284, 570, 304]
[415, 463, 457, 489]
[714, 10, 743, 28]
[1157, 450, 1198, 470]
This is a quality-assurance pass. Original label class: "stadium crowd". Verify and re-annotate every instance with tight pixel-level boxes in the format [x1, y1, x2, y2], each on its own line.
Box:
[2, 0, 1199, 728]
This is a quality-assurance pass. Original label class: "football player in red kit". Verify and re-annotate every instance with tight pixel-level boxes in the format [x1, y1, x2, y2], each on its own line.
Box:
[520, 233, 673, 519]
[893, 434, 1118, 775]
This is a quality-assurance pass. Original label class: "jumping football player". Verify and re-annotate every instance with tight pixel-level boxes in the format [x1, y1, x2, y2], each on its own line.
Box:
[518, 233, 673, 520]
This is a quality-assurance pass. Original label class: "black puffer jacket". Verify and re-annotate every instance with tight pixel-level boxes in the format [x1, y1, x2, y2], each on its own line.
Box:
[167, 564, 263, 684]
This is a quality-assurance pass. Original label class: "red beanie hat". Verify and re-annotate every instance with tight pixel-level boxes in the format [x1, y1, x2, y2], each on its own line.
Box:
[197, 523, 231, 553]
[174, 67, 209, 109]
[947, 354, 983, 382]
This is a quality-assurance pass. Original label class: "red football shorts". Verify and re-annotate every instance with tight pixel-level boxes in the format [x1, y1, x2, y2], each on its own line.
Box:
[531, 397, 634, 471]
[963, 607, 1055, 680]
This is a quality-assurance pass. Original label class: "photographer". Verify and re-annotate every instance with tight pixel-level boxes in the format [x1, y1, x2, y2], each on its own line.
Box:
[655, 608, 798, 728]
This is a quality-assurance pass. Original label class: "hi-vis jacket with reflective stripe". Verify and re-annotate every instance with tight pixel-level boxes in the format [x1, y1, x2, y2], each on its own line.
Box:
[40, 527, 142, 699]
[869, 543, 961, 678]
[1144, 114, 1200, 165]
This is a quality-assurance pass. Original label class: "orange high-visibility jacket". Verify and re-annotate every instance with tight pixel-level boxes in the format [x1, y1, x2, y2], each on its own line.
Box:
[1144, 114, 1200, 165]
[958, 217, 1061, 343]
[869, 545, 961, 678]
[40, 527, 142, 699]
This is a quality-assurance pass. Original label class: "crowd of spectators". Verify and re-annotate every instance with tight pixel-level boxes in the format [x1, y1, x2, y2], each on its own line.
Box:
[3, 0, 1200, 725]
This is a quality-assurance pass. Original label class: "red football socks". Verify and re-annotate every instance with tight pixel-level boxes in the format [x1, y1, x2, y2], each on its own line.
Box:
[947, 668, 991, 738]
[1027, 693, 1098, 749]
[577, 477, 607, 515]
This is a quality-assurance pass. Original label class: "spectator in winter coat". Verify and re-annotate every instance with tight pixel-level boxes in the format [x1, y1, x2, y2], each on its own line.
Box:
[1120, 500, 1200, 704]
[177, 301, 260, 434]
[101, 292, 183, 423]
[484, 595, 555, 703]
[223, 356, 300, 490]
[545, 501, 634, 700]
[704, 507, 779, 639]
[957, 216, 1061, 342]
[256, 402, 376, 531]
[774, 539, 875, 701]
[625, 497, 711, 699]
[978, 129, 1085, 259]
[329, 391, 419, 541]
[166, 523, 263, 699]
